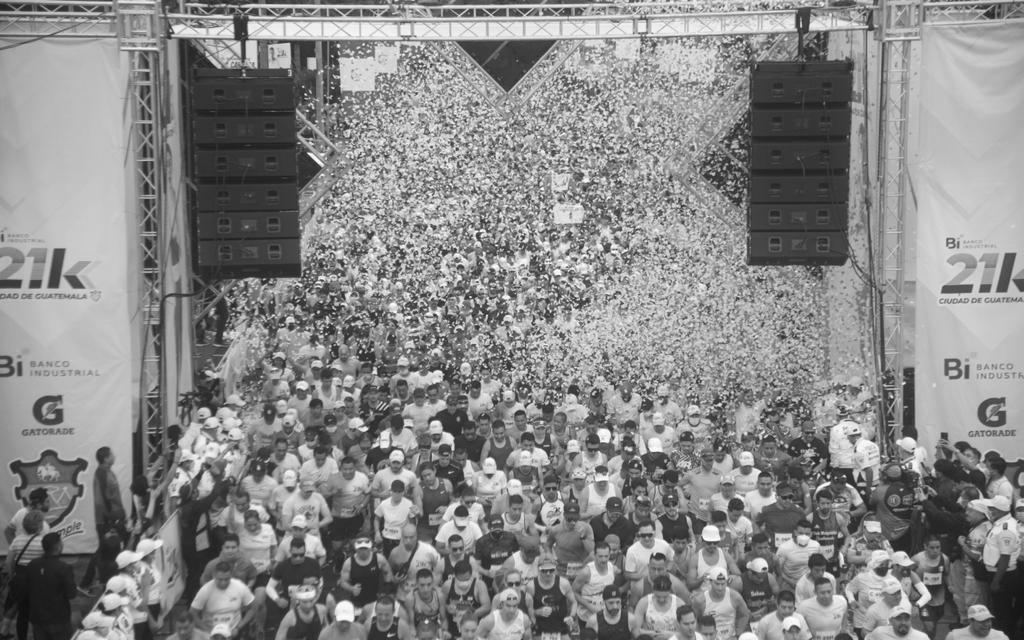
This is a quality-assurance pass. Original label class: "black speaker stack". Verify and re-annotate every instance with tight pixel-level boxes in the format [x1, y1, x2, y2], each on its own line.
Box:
[190, 69, 302, 278]
[747, 61, 853, 266]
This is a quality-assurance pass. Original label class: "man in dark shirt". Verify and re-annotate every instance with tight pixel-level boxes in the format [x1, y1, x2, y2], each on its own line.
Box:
[475, 513, 519, 591]
[434, 445, 465, 487]
[786, 421, 828, 476]
[454, 422, 485, 463]
[591, 497, 638, 548]
[24, 532, 76, 640]
[434, 395, 469, 437]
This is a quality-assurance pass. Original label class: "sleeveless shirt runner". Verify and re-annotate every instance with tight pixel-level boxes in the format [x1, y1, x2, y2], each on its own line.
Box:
[412, 588, 444, 630]
[487, 438, 514, 470]
[349, 553, 382, 607]
[741, 573, 774, 622]
[579, 561, 616, 621]
[704, 589, 738, 640]
[366, 617, 399, 640]
[641, 594, 683, 634]
[596, 610, 630, 640]
[488, 609, 529, 640]
[532, 578, 569, 633]
[284, 607, 326, 640]
[696, 547, 729, 580]
[446, 578, 482, 636]
[419, 481, 451, 536]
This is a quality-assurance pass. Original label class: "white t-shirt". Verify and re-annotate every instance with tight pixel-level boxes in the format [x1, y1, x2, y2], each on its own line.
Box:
[434, 521, 483, 550]
[745, 491, 777, 522]
[238, 523, 277, 573]
[754, 611, 812, 640]
[864, 627, 929, 640]
[274, 533, 327, 563]
[280, 492, 331, 530]
[325, 471, 370, 518]
[624, 539, 675, 575]
[375, 497, 415, 540]
[191, 578, 255, 631]
[796, 595, 848, 640]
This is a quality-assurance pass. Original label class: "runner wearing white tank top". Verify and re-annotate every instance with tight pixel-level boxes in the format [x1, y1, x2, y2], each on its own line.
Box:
[637, 592, 684, 634]
[573, 550, 617, 623]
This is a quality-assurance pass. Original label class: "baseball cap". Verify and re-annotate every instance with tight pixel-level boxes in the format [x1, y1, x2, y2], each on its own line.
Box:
[310, 360, 323, 369]
[606, 497, 624, 511]
[488, 512, 504, 527]
[989, 495, 1011, 512]
[290, 515, 308, 529]
[564, 502, 581, 515]
[507, 479, 523, 496]
[429, 421, 444, 435]
[748, 557, 769, 573]
[438, 444, 453, 455]
[652, 412, 665, 426]
[82, 613, 115, 630]
[845, 424, 862, 436]
[890, 551, 915, 567]
[196, 407, 212, 420]
[135, 538, 163, 557]
[782, 617, 802, 630]
[499, 588, 520, 605]
[211, 624, 232, 638]
[601, 584, 619, 599]
[105, 575, 130, 593]
[538, 554, 557, 569]
[738, 451, 755, 466]
[706, 566, 728, 581]
[397, 356, 410, 367]
[896, 436, 917, 452]
[967, 499, 991, 515]
[1016, 498, 1024, 511]
[889, 604, 912, 618]
[334, 601, 356, 622]
[389, 450, 405, 463]
[99, 593, 129, 610]
[282, 469, 298, 487]
[566, 440, 581, 454]
[686, 405, 701, 416]
[720, 476, 736, 486]
[701, 525, 721, 542]
[593, 470, 609, 483]
[115, 550, 142, 569]
[353, 538, 372, 550]
[571, 468, 587, 480]
[482, 458, 497, 474]
[967, 605, 995, 621]
[882, 577, 903, 594]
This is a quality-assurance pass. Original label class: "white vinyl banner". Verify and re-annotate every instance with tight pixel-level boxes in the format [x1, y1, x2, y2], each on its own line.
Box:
[913, 23, 1024, 461]
[0, 39, 132, 553]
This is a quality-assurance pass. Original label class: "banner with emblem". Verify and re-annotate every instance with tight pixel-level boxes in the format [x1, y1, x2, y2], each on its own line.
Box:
[0, 38, 133, 553]
[912, 23, 1024, 462]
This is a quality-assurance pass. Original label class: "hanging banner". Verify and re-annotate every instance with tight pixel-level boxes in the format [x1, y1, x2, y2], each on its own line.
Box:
[0, 38, 132, 553]
[913, 23, 1024, 461]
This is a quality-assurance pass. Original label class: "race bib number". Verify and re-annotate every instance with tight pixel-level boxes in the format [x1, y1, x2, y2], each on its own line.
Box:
[338, 507, 356, 518]
[775, 532, 793, 548]
[211, 613, 235, 628]
[923, 572, 942, 586]
[428, 512, 443, 526]
[384, 526, 401, 539]
[541, 633, 562, 640]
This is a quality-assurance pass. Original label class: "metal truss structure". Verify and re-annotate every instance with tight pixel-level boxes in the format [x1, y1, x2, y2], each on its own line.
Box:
[3, 0, 1023, 460]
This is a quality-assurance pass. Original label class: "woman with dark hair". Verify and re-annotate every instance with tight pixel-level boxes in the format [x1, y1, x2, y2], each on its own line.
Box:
[3, 511, 46, 640]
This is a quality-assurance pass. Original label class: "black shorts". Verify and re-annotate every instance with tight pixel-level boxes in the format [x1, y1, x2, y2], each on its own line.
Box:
[329, 515, 365, 542]
[254, 572, 271, 589]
